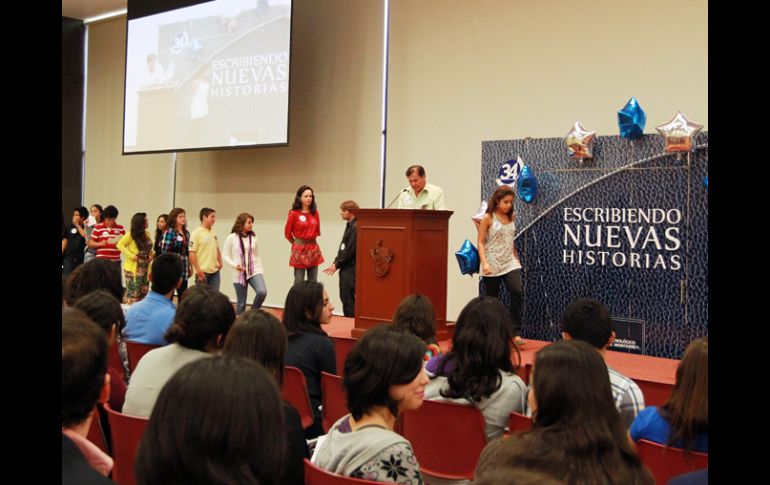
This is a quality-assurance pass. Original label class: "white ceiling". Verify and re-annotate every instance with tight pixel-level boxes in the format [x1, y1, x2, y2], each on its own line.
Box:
[62, 0, 126, 21]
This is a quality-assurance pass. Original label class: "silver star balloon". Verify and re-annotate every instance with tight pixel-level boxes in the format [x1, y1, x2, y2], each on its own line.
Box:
[565, 122, 596, 161]
[656, 112, 703, 153]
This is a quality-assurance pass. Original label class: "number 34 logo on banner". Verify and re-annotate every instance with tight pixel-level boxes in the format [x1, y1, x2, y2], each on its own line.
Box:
[496, 156, 524, 187]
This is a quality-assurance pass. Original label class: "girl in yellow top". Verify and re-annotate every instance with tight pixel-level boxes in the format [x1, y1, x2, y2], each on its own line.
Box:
[117, 212, 154, 303]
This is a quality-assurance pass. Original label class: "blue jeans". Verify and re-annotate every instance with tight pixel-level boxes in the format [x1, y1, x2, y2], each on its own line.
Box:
[234, 273, 267, 314]
[200, 270, 221, 291]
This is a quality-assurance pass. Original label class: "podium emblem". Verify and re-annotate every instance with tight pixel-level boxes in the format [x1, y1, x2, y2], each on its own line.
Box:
[370, 240, 393, 277]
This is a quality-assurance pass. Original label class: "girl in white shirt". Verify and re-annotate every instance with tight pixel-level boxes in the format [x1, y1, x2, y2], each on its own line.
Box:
[223, 212, 267, 315]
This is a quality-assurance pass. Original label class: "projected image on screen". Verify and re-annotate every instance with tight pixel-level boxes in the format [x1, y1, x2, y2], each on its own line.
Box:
[124, 0, 292, 153]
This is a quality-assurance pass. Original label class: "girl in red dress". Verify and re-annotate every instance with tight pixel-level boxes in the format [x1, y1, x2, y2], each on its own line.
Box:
[285, 185, 324, 283]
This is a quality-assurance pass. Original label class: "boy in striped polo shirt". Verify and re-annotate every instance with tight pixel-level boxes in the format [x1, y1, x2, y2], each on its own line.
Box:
[88, 205, 125, 274]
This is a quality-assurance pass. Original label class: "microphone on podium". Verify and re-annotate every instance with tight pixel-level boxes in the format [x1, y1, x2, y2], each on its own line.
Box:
[386, 188, 409, 208]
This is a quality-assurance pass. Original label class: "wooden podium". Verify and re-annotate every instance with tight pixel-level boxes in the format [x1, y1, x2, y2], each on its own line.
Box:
[352, 209, 453, 339]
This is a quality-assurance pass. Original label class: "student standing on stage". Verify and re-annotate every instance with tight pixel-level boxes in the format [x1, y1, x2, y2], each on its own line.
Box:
[285, 185, 324, 283]
[189, 207, 223, 291]
[88, 205, 125, 276]
[323, 200, 358, 317]
[223, 212, 267, 315]
[160, 207, 192, 298]
[477, 186, 525, 346]
[62, 206, 89, 277]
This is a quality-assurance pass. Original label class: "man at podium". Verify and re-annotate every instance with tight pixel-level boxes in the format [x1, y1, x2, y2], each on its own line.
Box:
[397, 165, 447, 210]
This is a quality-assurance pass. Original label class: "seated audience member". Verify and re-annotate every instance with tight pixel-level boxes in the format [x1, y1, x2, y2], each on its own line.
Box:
[630, 337, 708, 453]
[282, 281, 337, 439]
[73, 290, 128, 410]
[123, 253, 183, 345]
[122, 285, 235, 417]
[425, 296, 526, 439]
[475, 340, 654, 485]
[314, 325, 427, 484]
[64, 258, 124, 307]
[392, 293, 441, 361]
[135, 356, 286, 485]
[62, 310, 114, 484]
[561, 297, 645, 428]
[223, 309, 309, 485]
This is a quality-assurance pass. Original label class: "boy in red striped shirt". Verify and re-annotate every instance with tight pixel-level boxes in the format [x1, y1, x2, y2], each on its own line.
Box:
[88, 205, 125, 273]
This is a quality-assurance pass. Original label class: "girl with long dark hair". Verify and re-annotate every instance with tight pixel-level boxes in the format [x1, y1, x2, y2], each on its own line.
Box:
[475, 340, 654, 485]
[425, 296, 526, 439]
[222, 212, 267, 314]
[282, 281, 336, 439]
[153, 214, 168, 257]
[630, 337, 708, 452]
[284, 185, 324, 283]
[160, 207, 192, 298]
[478, 185, 525, 345]
[116, 212, 153, 303]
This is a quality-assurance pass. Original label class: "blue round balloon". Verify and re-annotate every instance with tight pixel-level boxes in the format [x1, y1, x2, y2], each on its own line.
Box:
[516, 165, 538, 204]
[704, 176, 708, 188]
[618, 97, 647, 139]
[455, 239, 480, 275]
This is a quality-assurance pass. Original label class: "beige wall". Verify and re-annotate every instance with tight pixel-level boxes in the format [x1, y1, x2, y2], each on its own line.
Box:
[386, 0, 707, 319]
[83, 0, 707, 319]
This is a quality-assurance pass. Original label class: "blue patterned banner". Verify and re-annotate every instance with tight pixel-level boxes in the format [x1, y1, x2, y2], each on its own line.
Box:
[480, 133, 708, 359]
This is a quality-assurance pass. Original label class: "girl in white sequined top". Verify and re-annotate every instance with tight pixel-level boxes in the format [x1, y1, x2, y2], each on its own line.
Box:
[477, 186, 525, 345]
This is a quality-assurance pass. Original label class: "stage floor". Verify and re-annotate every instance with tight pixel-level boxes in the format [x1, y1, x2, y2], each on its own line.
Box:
[265, 308, 678, 386]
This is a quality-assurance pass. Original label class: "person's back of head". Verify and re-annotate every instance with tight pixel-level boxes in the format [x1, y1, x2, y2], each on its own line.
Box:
[439, 296, 518, 402]
[223, 309, 287, 385]
[663, 336, 708, 451]
[561, 297, 613, 349]
[392, 293, 438, 345]
[163, 284, 235, 352]
[62, 309, 108, 428]
[64, 258, 124, 306]
[150, 253, 183, 295]
[475, 467, 566, 485]
[73, 289, 125, 339]
[135, 355, 286, 485]
[488, 340, 653, 485]
[282, 280, 326, 336]
[344, 325, 425, 420]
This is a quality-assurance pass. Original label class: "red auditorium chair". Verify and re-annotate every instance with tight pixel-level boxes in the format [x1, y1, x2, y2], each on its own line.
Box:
[506, 410, 533, 434]
[86, 405, 110, 455]
[282, 365, 315, 429]
[635, 439, 708, 485]
[330, 335, 357, 375]
[103, 403, 149, 485]
[400, 399, 487, 481]
[321, 371, 348, 432]
[123, 340, 160, 376]
[304, 458, 383, 485]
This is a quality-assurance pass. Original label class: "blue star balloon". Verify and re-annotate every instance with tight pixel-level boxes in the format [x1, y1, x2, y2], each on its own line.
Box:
[516, 165, 538, 204]
[618, 97, 647, 139]
[455, 239, 480, 275]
